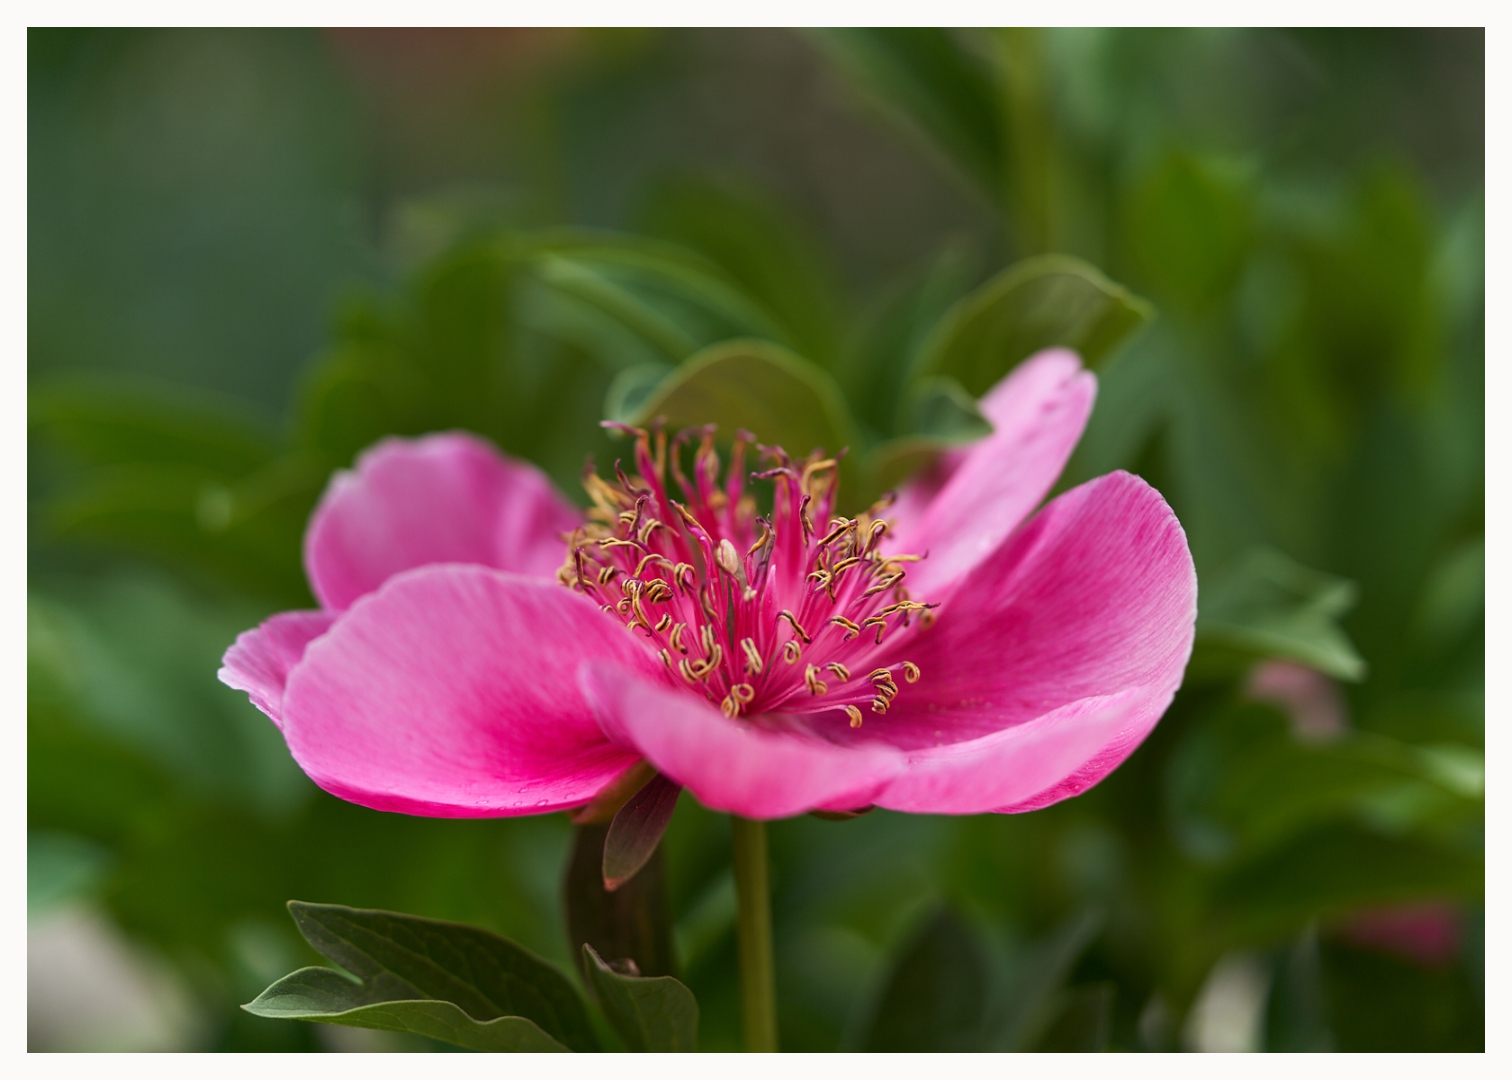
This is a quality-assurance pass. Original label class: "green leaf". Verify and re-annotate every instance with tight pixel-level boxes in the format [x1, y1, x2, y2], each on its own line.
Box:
[246, 966, 570, 1051]
[808, 29, 1004, 197]
[866, 375, 994, 493]
[859, 906, 989, 1051]
[988, 909, 1104, 1051]
[915, 253, 1154, 397]
[30, 376, 281, 475]
[627, 339, 859, 466]
[898, 375, 993, 443]
[637, 174, 847, 368]
[581, 944, 699, 1052]
[528, 233, 786, 366]
[247, 901, 599, 1052]
[1124, 152, 1256, 314]
[1197, 546, 1367, 681]
[604, 363, 675, 424]
[1208, 825, 1483, 945]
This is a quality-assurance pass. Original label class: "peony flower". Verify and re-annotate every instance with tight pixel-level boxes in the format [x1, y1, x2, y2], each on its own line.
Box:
[220, 349, 1196, 821]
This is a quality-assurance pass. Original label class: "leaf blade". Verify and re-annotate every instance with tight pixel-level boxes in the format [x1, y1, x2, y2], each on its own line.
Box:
[581, 944, 699, 1052]
[283, 901, 599, 1052]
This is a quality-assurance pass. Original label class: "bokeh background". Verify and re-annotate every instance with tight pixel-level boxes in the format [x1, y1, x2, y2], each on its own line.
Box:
[28, 27, 1483, 1051]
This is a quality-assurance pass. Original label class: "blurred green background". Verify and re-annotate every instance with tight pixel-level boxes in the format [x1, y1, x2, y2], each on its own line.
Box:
[28, 28, 1482, 1051]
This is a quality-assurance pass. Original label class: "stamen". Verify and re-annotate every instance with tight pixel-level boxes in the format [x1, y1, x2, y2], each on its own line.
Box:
[783, 640, 802, 665]
[669, 623, 689, 654]
[715, 538, 742, 579]
[844, 705, 864, 729]
[655, 614, 673, 633]
[597, 565, 619, 586]
[825, 662, 851, 681]
[902, 661, 921, 683]
[778, 610, 812, 643]
[870, 695, 890, 714]
[740, 638, 764, 675]
[731, 683, 755, 703]
[804, 664, 828, 696]
[828, 616, 862, 639]
[634, 552, 670, 578]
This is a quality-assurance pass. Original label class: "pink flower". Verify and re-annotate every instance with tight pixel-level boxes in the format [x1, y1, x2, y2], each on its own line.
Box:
[220, 349, 1196, 820]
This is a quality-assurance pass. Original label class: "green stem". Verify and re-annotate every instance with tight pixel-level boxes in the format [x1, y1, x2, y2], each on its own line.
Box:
[730, 816, 778, 1052]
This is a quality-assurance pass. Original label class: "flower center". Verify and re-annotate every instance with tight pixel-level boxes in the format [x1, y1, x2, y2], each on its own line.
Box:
[558, 424, 933, 727]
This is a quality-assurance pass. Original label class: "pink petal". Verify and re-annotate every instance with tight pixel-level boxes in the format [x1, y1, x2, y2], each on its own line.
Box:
[305, 432, 583, 610]
[580, 663, 908, 820]
[871, 470, 1196, 812]
[218, 610, 335, 729]
[874, 687, 1164, 814]
[281, 565, 651, 817]
[890, 348, 1096, 597]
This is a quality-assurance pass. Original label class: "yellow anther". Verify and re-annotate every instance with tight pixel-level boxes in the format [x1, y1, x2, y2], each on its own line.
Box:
[741, 638, 764, 675]
[902, 661, 921, 683]
[778, 610, 812, 643]
[721, 694, 740, 718]
[818, 518, 855, 547]
[669, 622, 689, 654]
[655, 614, 673, 633]
[732, 683, 756, 703]
[674, 563, 698, 592]
[658, 648, 672, 668]
[825, 662, 851, 682]
[634, 552, 670, 578]
[783, 640, 802, 665]
[870, 695, 890, 714]
[804, 664, 828, 696]
[597, 565, 620, 586]
[701, 624, 717, 655]
[844, 705, 864, 729]
[828, 616, 862, 639]
[637, 519, 664, 545]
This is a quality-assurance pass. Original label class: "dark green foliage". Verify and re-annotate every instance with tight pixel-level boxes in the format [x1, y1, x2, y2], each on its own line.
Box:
[564, 824, 679, 982]
[859, 908, 989, 1051]
[582, 944, 699, 1051]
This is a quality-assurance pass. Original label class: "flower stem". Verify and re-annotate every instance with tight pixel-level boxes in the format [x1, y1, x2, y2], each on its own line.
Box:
[730, 815, 778, 1052]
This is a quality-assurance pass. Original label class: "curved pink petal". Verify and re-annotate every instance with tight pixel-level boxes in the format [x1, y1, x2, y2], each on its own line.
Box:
[305, 432, 582, 610]
[580, 663, 908, 820]
[218, 610, 335, 729]
[890, 348, 1096, 597]
[873, 687, 1163, 814]
[281, 565, 652, 817]
[870, 470, 1196, 812]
